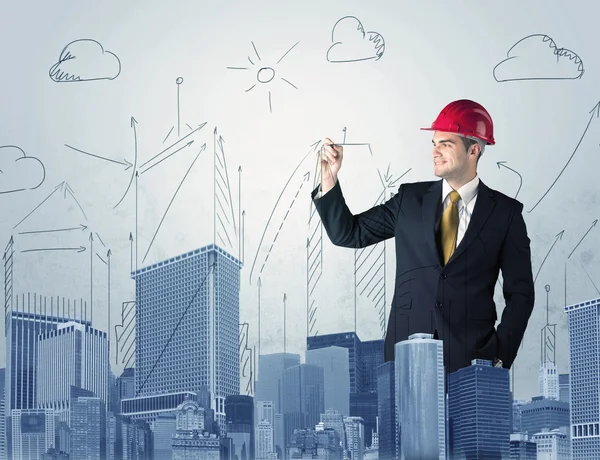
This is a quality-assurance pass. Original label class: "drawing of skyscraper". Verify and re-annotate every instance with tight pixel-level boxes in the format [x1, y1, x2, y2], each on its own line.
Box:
[564, 296, 600, 458]
[133, 243, 241, 433]
[395, 333, 445, 460]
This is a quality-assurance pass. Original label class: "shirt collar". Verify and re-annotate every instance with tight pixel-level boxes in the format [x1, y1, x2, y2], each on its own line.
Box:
[442, 174, 479, 206]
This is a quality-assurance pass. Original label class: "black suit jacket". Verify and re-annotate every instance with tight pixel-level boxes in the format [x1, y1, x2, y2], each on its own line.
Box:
[311, 178, 535, 378]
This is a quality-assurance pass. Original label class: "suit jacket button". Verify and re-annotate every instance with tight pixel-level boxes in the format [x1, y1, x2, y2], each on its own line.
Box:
[435, 302, 443, 308]
[440, 273, 447, 279]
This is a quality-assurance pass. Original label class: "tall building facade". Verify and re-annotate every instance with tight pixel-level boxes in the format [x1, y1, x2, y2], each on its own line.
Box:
[37, 321, 109, 422]
[447, 359, 511, 459]
[564, 296, 600, 458]
[395, 333, 445, 460]
[133, 244, 241, 432]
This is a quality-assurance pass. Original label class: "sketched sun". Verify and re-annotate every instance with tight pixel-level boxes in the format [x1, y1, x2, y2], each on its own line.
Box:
[227, 41, 300, 113]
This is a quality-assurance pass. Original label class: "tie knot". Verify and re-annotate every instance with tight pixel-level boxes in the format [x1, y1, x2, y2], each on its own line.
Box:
[448, 190, 461, 203]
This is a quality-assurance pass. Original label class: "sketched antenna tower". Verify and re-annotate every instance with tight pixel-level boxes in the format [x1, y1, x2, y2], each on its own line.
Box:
[114, 300, 136, 368]
[541, 284, 556, 365]
[4, 236, 14, 316]
[213, 128, 240, 260]
[307, 144, 324, 338]
[162, 77, 202, 144]
[239, 322, 254, 395]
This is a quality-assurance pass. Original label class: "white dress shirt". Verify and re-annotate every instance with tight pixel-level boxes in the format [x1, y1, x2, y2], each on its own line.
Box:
[441, 174, 479, 246]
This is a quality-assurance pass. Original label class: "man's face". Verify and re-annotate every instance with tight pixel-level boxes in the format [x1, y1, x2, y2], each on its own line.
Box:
[431, 131, 471, 180]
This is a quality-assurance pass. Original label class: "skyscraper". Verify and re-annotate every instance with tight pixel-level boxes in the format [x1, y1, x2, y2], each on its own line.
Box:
[564, 296, 600, 458]
[395, 333, 445, 460]
[133, 244, 241, 432]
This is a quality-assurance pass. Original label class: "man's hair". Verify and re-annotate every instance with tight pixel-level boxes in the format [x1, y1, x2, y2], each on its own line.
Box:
[460, 136, 485, 161]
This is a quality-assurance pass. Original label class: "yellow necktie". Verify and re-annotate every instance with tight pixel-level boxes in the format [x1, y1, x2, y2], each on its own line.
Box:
[440, 190, 461, 265]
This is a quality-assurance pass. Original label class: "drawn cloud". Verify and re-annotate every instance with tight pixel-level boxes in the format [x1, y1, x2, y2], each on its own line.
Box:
[49, 39, 121, 82]
[493, 34, 584, 82]
[327, 16, 385, 63]
[0, 145, 46, 194]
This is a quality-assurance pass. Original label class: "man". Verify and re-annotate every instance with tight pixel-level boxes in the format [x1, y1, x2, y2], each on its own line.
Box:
[311, 99, 535, 379]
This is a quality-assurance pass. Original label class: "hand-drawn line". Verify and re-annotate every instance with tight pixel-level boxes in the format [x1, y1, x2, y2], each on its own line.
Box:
[493, 34, 584, 82]
[213, 128, 237, 254]
[577, 260, 600, 296]
[129, 232, 134, 273]
[257, 277, 262, 359]
[355, 145, 410, 335]
[18, 224, 88, 235]
[249, 140, 321, 285]
[89, 232, 94, 319]
[135, 263, 215, 398]
[528, 101, 600, 213]
[107, 249, 112, 359]
[13, 181, 88, 230]
[534, 230, 564, 284]
[227, 41, 300, 113]
[114, 300, 136, 367]
[162, 77, 202, 143]
[327, 16, 385, 63]
[307, 152, 322, 337]
[0, 145, 45, 194]
[114, 117, 139, 209]
[496, 161, 523, 199]
[142, 123, 207, 169]
[238, 166, 243, 264]
[142, 144, 207, 263]
[49, 39, 121, 82]
[540, 284, 556, 364]
[20, 246, 86, 254]
[239, 322, 254, 395]
[96, 252, 107, 265]
[568, 219, 597, 259]
[64, 144, 133, 170]
[258, 171, 310, 278]
[140, 141, 194, 175]
[95, 232, 106, 247]
[283, 293, 287, 353]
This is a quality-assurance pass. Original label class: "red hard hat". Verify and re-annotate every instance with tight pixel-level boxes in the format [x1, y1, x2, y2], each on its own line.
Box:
[421, 99, 495, 145]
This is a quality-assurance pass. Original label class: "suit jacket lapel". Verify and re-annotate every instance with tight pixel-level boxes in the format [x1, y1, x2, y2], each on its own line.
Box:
[446, 180, 496, 265]
[422, 180, 443, 265]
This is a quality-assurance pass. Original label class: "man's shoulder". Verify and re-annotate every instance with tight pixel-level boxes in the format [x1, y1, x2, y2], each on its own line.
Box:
[482, 181, 524, 211]
[397, 180, 438, 194]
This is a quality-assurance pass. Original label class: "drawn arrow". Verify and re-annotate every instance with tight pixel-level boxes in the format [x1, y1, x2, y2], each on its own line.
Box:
[13, 181, 87, 229]
[140, 140, 195, 175]
[256, 171, 311, 278]
[142, 143, 207, 263]
[114, 117, 139, 209]
[21, 246, 86, 253]
[64, 144, 133, 170]
[534, 230, 564, 283]
[496, 161, 523, 199]
[568, 219, 598, 259]
[249, 140, 321, 285]
[18, 224, 88, 235]
[140, 122, 207, 169]
[528, 101, 600, 213]
[135, 171, 139, 272]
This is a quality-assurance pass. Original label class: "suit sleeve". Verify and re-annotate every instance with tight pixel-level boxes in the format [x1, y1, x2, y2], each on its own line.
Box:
[311, 180, 403, 248]
[495, 202, 535, 369]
